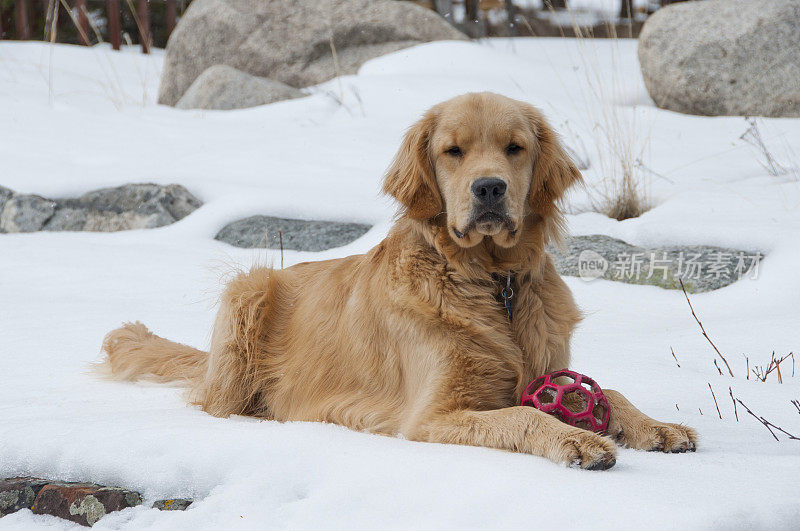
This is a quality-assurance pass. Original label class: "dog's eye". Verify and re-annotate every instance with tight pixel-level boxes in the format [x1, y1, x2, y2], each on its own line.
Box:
[506, 143, 523, 155]
[445, 146, 463, 157]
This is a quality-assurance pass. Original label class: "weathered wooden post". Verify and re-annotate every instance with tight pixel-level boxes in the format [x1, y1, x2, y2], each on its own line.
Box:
[16, 0, 31, 40]
[76, 0, 90, 45]
[545, 0, 567, 9]
[137, 0, 150, 53]
[166, 0, 177, 37]
[504, 0, 516, 37]
[107, 0, 121, 50]
[619, 0, 635, 19]
[44, 0, 55, 42]
[464, 0, 481, 37]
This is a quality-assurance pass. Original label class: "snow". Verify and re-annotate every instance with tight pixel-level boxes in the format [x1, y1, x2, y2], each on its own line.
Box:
[1, 38, 799, 530]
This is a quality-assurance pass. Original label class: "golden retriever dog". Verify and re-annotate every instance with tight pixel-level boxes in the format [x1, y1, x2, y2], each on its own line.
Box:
[100, 92, 697, 470]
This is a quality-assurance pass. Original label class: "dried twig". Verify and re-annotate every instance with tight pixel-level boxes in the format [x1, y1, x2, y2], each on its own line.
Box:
[729, 387, 739, 422]
[675, 403, 680, 411]
[698, 408, 703, 416]
[279, 230, 284, 270]
[328, 0, 344, 104]
[708, 383, 722, 420]
[746, 356, 750, 380]
[679, 280, 735, 377]
[736, 399, 800, 441]
[670, 347, 680, 368]
[752, 352, 792, 383]
[713, 359, 722, 376]
[791, 400, 800, 415]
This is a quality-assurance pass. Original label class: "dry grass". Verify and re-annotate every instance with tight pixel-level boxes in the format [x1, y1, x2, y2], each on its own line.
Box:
[553, 4, 652, 221]
[740, 118, 800, 180]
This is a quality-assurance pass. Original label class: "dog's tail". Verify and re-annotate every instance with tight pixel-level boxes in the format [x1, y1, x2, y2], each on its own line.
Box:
[96, 322, 207, 385]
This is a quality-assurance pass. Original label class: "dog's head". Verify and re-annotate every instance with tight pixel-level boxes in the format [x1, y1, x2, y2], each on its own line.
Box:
[384, 92, 581, 249]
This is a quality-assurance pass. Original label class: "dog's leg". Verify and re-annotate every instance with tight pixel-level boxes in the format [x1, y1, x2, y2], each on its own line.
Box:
[193, 268, 281, 419]
[603, 389, 697, 452]
[417, 406, 617, 469]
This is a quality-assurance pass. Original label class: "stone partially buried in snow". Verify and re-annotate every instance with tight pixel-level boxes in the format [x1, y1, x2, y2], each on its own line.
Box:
[31, 482, 141, 526]
[216, 215, 371, 252]
[0, 477, 49, 516]
[547, 235, 763, 292]
[0, 194, 56, 232]
[46, 183, 202, 232]
[176, 65, 305, 110]
[638, 0, 800, 117]
[152, 498, 193, 511]
[158, 0, 467, 106]
[0, 183, 202, 233]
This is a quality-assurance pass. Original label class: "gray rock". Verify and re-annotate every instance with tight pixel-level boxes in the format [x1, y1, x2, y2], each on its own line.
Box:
[0, 186, 13, 214]
[547, 235, 763, 292]
[638, 0, 800, 117]
[153, 498, 193, 511]
[215, 215, 371, 252]
[158, 0, 466, 106]
[0, 194, 56, 233]
[44, 183, 202, 232]
[43, 208, 89, 231]
[0, 183, 202, 234]
[176, 65, 305, 110]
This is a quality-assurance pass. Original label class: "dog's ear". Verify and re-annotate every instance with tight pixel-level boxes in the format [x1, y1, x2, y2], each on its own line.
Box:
[383, 111, 442, 220]
[522, 104, 583, 219]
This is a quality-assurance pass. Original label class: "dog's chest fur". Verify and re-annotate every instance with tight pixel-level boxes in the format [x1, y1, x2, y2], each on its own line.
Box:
[390, 240, 574, 411]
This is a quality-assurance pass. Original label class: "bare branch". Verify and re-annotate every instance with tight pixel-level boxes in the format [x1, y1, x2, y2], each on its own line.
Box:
[729, 387, 738, 422]
[670, 347, 680, 368]
[279, 230, 284, 270]
[679, 280, 735, 377]
[752, 352, 792, 383]
[736, 398, 800, 442]
[708, 383, 722, 419]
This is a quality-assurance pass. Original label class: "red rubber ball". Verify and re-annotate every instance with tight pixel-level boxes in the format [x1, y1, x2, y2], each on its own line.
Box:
[520, 369, 610, 434]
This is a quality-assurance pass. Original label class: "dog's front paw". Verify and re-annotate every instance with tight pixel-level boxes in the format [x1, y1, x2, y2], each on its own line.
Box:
[555, 429, 617, 470]
[618, 420, 697, 453]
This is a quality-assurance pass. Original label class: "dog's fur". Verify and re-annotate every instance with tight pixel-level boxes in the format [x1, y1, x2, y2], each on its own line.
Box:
[100, 93, 696, 469]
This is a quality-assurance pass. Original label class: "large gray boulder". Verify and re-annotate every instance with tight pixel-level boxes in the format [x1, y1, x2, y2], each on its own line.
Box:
[0, 183, 202, 233]
[158, 0, 467, 106]
[176, 65, 305, 110]
[638, 0, 800, 117]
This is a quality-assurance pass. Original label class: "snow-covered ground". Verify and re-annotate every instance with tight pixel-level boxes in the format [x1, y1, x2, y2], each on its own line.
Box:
[1, 38, 799, 530]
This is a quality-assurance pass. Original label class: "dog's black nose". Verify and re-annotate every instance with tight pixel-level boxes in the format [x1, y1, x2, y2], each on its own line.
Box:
[471, 178, 507, 205]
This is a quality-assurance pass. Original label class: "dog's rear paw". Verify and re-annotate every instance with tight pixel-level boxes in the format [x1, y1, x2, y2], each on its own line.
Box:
[558, 430, 617, 470]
